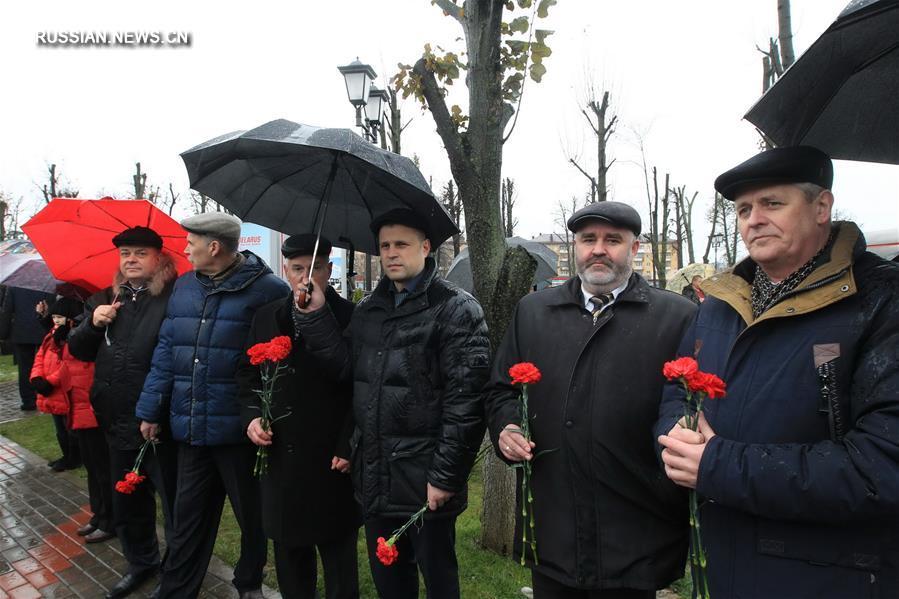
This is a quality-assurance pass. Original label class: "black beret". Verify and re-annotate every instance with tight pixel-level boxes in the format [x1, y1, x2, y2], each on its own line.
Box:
[369, 208, 431, 240]
[281, 233, 332, 259]
[567, 201, 641, 236]
[112, 226, 163, 250]
[714, 146, 833, 201]
[48, 297, 83, 320]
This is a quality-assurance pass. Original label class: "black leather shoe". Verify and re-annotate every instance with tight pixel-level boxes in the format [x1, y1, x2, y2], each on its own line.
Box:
[238, 590, 264, 599]
[76, 523, 97, 536]
[105, 569, 156, 599]
[84, 528, 115, 543]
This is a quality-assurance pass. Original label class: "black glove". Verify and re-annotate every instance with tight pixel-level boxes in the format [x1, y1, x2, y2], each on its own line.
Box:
[30, 377, 54, 395]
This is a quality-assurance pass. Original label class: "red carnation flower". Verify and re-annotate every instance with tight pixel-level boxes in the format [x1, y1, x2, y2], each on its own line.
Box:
[662, 357, 699, 381]
[687, 371, 727, 399]
[509, 362, 542, 385]
[247, 336, 293, 366]
[376, 536, 399, 566]
[115, 480, 136, 494]
[124, 471, 146, 485]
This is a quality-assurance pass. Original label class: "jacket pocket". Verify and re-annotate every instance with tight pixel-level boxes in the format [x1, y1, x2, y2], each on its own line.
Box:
[386, 437, 435, 509]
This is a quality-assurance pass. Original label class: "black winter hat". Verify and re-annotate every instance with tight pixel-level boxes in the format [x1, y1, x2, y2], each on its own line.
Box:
[112, 226, 163, 250]
[369, 209, 431, 241]
[49, 297, 83, 320]
[281, 233, 332, 259]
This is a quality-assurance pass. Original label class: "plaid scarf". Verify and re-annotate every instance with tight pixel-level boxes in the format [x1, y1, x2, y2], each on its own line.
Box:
[750, 235, 832, 318]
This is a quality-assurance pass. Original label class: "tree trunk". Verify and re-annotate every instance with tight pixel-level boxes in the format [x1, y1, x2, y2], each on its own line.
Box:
[777, 0, 795, 70]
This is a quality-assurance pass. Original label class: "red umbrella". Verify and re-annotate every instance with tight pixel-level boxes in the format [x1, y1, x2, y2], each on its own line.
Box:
[22, 198, 192, 294]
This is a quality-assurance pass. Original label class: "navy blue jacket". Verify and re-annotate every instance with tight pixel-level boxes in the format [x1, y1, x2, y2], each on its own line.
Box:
[0, 287, 55, 345]
[136, 251, 288, 446]
[656, 223, 899, 599]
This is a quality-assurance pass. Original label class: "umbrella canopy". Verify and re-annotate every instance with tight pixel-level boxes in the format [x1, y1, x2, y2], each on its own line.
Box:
[181, 119, 458, 254]
[666, 263, 717, 293]
[745, 0, 899, 164]
[446, 237, 558, 292]
[1, 259, 63, 294]
[22, 198, 192, 294]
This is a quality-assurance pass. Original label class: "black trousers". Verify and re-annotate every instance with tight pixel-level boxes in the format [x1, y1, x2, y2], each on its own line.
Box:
[76, 427, 113, 531]
[110, 440, 177, 574]
[273, 528, 359, 599]
[158, 443, 266, 599]
[52, 414, 81, 466]
[531, 570, 655, 599]
[364, 515, 459, 599]
[13, 344, 37, 408]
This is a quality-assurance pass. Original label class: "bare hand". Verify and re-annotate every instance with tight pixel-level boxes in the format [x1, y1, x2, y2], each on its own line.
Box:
[294, 279, 326, 313]
[92, 302, 122, 327]
[140, 421, 159, 443]
[35, 300, 48, 317]
[499, 424, 535, 462]
[331, 456, 350, 473]
[658, 413, 716, 489]
[427, 483, 455, 511]
[247, 417, 272, 446]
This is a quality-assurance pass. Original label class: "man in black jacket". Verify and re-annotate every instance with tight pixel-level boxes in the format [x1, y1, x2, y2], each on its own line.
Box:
[295, 209, 490, 599]
[68, 226, 179, 599]
[237, 234, 361, 599]
[483, 202, 696, 598]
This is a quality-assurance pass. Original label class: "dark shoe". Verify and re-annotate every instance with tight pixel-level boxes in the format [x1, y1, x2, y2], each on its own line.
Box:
[104, 569, 156, 599]
[61, 460, 82, 471]
[47, 457, 64, 468]
[19, 404, 36, 411]
[84, 528, 115, 544]
[50, 460, 67, 472]
[76, 523, 97, 536]
[238, 590, 264, 599]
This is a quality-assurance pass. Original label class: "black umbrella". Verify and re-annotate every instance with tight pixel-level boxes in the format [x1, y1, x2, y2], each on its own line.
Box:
[181, 119, 458, 255]
[745, 0, 899, 164]
[446, 237, 558, 292]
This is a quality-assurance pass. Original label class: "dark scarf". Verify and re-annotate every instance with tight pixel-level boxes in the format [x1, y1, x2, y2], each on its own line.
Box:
[750, 234, 833, 318]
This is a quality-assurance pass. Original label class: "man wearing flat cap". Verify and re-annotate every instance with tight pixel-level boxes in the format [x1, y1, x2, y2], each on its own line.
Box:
[136, 212, 289, 599]
[483, 201, 696, 598]
[294, 209, 490, 598]
[68, 226, 180, 597]
[656, 146, 899, 598]
[237, 233, 361, 598]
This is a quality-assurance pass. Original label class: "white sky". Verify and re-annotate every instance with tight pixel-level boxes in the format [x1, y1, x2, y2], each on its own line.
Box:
[2, 0, 898, 252]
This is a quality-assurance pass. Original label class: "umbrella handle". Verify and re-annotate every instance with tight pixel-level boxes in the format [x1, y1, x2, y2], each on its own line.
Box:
[296, 280, 313, 309]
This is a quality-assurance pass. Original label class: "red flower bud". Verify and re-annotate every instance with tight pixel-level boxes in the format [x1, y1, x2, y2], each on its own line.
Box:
[509, 362, 542, 385]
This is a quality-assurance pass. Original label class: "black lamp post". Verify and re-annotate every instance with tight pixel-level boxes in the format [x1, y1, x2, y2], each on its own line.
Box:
[338, 58, 381, 144]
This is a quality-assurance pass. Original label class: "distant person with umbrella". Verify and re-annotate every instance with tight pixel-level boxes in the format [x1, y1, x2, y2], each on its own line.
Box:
[657, 146, 899, 598]
[0, 285, 56, 411]
[295, 209, 489, 599]
[238, 234, 361, 599]
[68, 226, 180, 598]
[136, 213, 289, 599]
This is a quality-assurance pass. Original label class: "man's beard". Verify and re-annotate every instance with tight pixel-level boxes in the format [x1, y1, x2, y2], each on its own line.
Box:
[577, 257, 632, 290]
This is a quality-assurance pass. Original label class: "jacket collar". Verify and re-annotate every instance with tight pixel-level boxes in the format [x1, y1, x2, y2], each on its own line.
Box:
[193, 250, 272, 292]
[366, 257, 438, 312]
[545, 272, 651, 308]
[703, 221, 862, 325]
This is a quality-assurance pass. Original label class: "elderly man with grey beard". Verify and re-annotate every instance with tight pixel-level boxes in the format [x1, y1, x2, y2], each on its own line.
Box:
[483, 201, 697, 599]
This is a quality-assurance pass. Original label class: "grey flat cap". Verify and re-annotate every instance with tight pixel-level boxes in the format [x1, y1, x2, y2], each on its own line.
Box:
[567, 201, 641, 236]
[180, 212, 242, 241]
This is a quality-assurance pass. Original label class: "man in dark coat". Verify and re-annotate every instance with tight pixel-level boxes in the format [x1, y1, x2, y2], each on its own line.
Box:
[484, 202, 696, 598]
[136, 213, 288, 599]
[657, 146, 899, 599]
[68, 226, 179, 598]
[237, 234, 361, 599]
[0, 286, 55, 410]
[295, 209, 490, 599]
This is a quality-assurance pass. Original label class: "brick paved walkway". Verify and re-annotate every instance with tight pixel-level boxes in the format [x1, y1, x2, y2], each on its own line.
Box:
[0, 379, 280, 598]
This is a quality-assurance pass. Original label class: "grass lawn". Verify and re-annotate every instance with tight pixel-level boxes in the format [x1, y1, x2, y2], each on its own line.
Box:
[0, 354, 16, 383]
[0, 397, 688, 598]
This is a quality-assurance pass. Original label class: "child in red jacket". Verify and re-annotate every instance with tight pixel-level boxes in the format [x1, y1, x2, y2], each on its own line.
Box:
[31, 298, 115, 543]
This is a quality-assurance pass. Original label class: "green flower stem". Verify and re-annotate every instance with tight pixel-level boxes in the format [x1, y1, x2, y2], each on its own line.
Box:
[388, 503, 428, 545]
[679, 377, 711, 598]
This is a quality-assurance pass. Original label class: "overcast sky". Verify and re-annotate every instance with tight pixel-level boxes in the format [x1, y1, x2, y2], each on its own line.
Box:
[2, 0, 897, 251]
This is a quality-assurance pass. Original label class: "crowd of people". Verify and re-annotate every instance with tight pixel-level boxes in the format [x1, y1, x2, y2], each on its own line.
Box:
[0, 145, 897, 599]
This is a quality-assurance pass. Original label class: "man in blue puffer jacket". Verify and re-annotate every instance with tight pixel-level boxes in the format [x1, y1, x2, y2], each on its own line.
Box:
[136, 213, 288, 599]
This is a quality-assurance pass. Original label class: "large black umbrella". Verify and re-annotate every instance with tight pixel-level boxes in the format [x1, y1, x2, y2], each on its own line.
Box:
[446, 237, 558, 292]
[745, 0, 899, 164]
[181, 119, 458, 255]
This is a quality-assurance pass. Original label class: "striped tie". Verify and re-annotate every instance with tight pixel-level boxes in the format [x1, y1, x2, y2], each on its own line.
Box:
[589, 293, 614, 324]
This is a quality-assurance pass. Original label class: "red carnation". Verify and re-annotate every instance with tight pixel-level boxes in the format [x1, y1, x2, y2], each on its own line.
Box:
[247, 336, 293, 366]
[687, 371, 727, 399]
[376, 536, 399, 566]
[115, 480, 135, 494]
[662, 357, 699, 381]
[124, 471, 146, 485]
[509, 362, 542, 385]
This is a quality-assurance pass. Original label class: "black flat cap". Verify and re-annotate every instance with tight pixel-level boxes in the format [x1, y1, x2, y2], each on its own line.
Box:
[369, 208, 431, 240]
[714, 146, 833, 201]
[567, 201, 641, 236]
[281, 233, 332, 259]
[112, 226, 163, 250]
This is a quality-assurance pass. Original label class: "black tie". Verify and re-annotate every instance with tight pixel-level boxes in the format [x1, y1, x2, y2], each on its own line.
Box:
[589, 293, 614, 323]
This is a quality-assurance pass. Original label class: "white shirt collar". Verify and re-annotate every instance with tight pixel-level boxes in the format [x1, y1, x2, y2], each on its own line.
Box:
[580, 277, 629, 312]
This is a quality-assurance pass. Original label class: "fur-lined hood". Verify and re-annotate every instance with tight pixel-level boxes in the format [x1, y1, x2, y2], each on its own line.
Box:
[112, 253, 178, 297]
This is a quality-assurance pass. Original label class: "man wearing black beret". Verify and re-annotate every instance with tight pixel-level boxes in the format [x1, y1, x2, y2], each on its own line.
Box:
[657, 146, 899, 598]
[482, 201, 696, 597]
[292, 210, 490, 598]
[237, 234, 361, 598]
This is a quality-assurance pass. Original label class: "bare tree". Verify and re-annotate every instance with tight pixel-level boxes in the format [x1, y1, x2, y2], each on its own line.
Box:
[1, 193, 25, 240]
[670, 184, 699, 266]
[39, 164, 79, 203]
[165, 184, 180, 216]
[757, 0, 795, 147]
[554, 195, 581, 276]
[567, 83, 617, 203]
[500, 177, 517, 237]
[705, 194, 738, 268]
[442, 180, 465, 257]
[647, 168, 671, 288]
[190, 191, 215, 214]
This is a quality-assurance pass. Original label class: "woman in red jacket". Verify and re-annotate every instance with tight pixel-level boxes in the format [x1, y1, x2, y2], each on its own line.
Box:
[31, 298, 115, 544]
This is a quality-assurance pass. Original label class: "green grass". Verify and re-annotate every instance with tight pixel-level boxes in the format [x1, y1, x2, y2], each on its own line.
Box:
[0, 354, 16, 383]
[0, 385, 688, 598]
